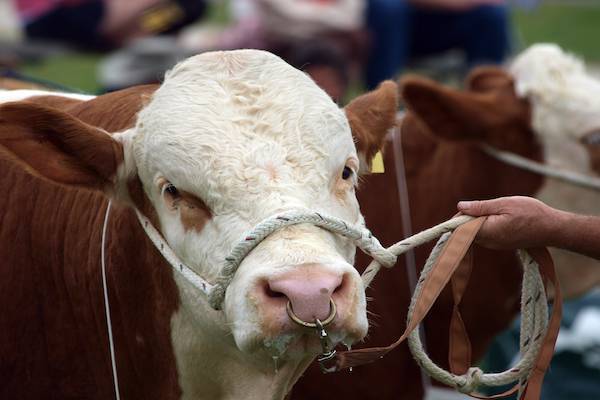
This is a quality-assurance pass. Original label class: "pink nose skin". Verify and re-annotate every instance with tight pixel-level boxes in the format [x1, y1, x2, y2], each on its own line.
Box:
[267, 268, 343, 323]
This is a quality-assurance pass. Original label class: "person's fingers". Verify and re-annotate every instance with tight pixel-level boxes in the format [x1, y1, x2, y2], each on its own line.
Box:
[457, 198, 505, 216]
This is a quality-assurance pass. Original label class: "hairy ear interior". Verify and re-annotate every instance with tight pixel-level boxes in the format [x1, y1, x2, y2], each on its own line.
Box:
[0, 101, 123, 190]
[345, 80, 399, 171]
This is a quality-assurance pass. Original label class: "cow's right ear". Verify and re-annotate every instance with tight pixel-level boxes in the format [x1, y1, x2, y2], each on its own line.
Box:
[400, 75, 496, 141]
[0, 102, 125, 192]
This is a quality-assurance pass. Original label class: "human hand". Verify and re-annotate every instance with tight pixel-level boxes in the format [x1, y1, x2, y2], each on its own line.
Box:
[457, 196, 561, 250]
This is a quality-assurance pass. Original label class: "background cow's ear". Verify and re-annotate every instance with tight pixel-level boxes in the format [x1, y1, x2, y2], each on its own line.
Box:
[400, 75, 499, 141]
[466, 66, 514, 92]
[0, 102, 124, 192]
[345, 80, 398, 172]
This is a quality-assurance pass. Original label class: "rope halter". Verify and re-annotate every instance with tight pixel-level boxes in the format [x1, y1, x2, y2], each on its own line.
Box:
[131, 207, 558, 398]
[134, 208, 399, 310]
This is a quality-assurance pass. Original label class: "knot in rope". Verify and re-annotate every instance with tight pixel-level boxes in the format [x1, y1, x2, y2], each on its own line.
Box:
[354, 230, 397, 268]
[456, 367, 484, 394]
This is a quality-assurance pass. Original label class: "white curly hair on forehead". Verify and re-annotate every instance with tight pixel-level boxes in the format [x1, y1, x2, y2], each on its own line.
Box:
[510, 43, 600, 142]
[131, 49, 355, 219]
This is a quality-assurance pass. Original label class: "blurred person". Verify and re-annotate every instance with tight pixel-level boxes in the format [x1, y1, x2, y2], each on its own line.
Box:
[366, 0, 511, 88]
[457, 196, 600, 260]
[178, 0, 366, 101]
[14, 0, 207, 49]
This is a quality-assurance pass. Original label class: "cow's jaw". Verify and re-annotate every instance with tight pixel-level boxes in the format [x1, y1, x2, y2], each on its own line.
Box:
[169, 296, 314, 400]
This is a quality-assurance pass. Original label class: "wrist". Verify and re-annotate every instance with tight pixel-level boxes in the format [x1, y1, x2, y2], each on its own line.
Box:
[544, 208, 572, 249]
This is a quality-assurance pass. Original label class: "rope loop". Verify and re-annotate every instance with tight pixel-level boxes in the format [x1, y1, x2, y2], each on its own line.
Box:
[405, 233, 549, 394]
[456, 368, 484, 394]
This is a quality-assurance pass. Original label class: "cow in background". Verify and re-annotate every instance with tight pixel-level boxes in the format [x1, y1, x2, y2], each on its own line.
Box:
[295, 44, 600, 400]
[0, 49, 398, 400]
[293, 66, 544, 399]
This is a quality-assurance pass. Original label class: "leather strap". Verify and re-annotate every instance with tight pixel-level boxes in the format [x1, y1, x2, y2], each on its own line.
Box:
[333, 219, 562, 400]
[335, 217, 485, 369]
[449, 248, 473, 375]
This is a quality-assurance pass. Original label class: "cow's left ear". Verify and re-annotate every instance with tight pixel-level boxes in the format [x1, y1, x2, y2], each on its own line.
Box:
[345, 80, 398, 172]
[0, 101, 125, 192]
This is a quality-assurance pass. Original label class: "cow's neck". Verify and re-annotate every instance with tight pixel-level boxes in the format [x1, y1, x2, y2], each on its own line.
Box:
[170, 280, 313, 400]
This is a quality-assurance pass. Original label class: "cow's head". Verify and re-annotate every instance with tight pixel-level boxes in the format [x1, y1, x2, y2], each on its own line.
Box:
[509, 43, 600, 176]
[400, 67, 536, 156]
[0, 51, 397, 374]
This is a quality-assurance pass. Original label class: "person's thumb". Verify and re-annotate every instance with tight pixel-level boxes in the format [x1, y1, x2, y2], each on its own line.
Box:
[457, 200, 495, 216]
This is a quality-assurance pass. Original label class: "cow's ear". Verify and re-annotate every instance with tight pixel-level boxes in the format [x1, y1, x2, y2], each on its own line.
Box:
[0, 101, 124, 192]
[345, 80, 398, 172]
[466, 66, 514, 92]
[400, 75, 497, 141]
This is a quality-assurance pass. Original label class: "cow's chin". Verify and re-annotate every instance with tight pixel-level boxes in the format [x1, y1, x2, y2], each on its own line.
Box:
[233, 325, 363, 364]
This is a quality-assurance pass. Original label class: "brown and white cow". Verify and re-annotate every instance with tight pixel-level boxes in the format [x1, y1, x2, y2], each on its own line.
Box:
[293, 66, 545, 399]
[295, 44, 600, 400]
[0, 50, 398, 400]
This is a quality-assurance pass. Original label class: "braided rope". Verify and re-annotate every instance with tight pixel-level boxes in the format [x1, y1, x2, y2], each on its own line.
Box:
[207, 210, 398, 309]
[133, 207, 549, 393]
[405, 236, 548, 394]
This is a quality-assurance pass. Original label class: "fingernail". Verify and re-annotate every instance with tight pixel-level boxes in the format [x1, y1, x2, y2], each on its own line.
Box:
[458, 201, 472, 210]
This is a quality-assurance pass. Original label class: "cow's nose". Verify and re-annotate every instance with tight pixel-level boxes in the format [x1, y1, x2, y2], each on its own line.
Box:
[267, 269, 343, 323]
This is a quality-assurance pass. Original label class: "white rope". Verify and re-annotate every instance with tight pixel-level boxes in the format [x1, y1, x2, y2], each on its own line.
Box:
[481, 144, 600, 191]
[117, 203, 547, 395]
[101, 200, 121, 400]
[134, 210, 214, 296]
[405, 235, 547, 394]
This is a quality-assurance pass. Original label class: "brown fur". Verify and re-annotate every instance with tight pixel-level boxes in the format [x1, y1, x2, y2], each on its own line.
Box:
[27, 94, 84, 109]
[0, 85, 182, 399]
[292, 69, 544, 399]
[0, 102, 124, 188]
[171, 189, 212, 233]
[345, 80, 399, 168]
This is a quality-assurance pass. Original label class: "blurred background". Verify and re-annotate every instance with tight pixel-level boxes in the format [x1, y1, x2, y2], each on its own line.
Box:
[2, 0, 600, 100]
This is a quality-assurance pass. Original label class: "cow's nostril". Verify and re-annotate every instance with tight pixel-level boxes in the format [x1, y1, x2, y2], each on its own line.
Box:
[266, 268, 344, 323]
[333, 274, 347, 294]
[264, 285, 286, 299]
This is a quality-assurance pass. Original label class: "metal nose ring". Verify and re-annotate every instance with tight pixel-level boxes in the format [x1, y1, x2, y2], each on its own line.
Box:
[286, 299, 337, 328]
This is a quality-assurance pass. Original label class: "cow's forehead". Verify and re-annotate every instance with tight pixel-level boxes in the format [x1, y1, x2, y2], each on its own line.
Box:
[133, 50, 356, 213]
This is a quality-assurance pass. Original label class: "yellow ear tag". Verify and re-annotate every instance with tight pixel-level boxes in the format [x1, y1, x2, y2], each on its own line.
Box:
[371, 151, 385, 173]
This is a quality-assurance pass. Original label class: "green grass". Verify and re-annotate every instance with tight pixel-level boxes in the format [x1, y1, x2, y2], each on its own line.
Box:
[20, 53, 103, 93]
[15, 3, 600, 93]
[513, 4, 600, 61]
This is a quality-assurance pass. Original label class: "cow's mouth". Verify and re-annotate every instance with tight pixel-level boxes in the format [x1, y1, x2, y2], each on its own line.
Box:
[262, 328, 349, 362]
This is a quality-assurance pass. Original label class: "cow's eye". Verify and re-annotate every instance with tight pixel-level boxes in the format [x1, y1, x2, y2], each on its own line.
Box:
[342, 166, 353, 180]
[165, 183, 179, 197]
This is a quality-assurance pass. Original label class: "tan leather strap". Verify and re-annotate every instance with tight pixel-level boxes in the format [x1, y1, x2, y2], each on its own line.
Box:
[466, 247, 561, 400]
[448, 248, 473, 375]
[333, 220, 562, 400]
[334, 217, 485, 369]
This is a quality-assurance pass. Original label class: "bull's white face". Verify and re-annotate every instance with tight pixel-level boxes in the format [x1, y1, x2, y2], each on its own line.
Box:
[121, 50, 368, 369]
[0, 49, 397, 399]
